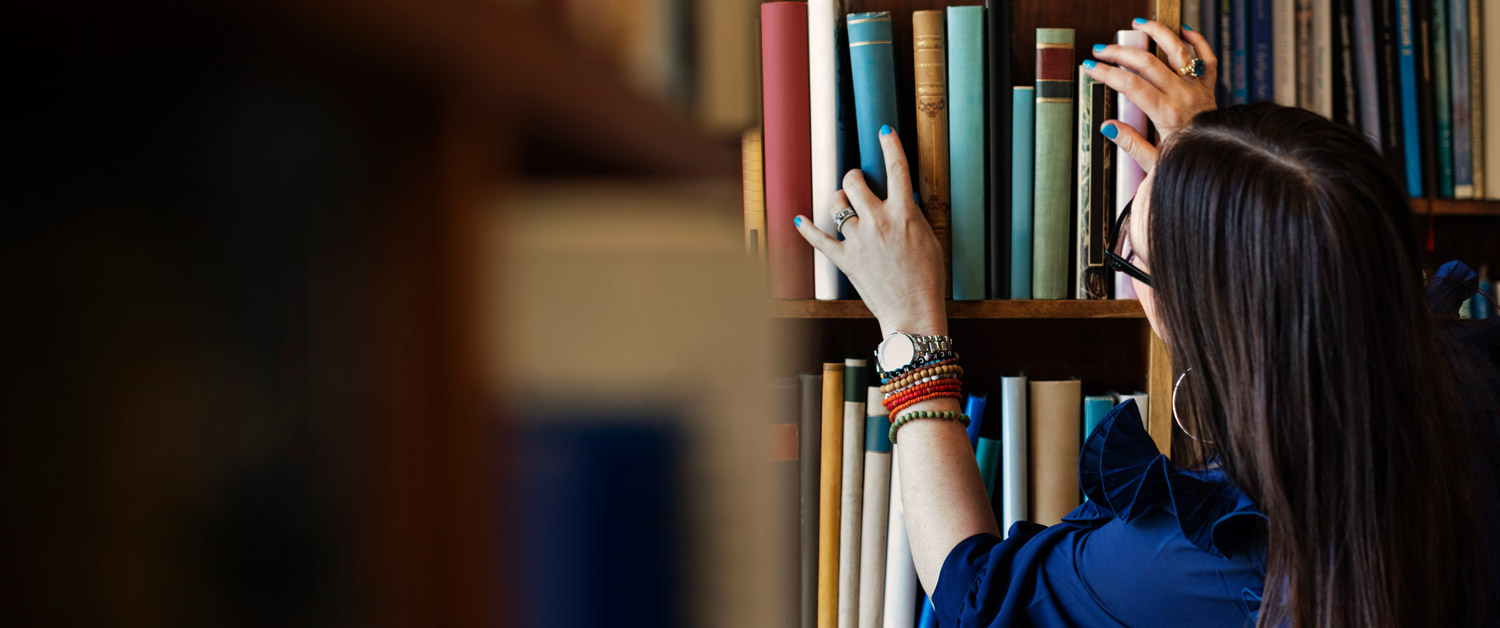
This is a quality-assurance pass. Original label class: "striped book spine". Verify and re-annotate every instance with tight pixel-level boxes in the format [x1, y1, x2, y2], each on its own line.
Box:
[847, 12, 901, 200]
[761, 2, 814, 298]
[1398, 0, 1424, 196]
[1433, 0, 1455, 197]
[912, 11, 952, 298]
[1449, 0, 1474, 198]
[743, 127, 767, 262]
[1031, 28, 1075, 300]
[948, 6, 987, 300]
[810, 0, 844, 299]
[1009, 87, 1036, 299]
[837, 360, 867, 628]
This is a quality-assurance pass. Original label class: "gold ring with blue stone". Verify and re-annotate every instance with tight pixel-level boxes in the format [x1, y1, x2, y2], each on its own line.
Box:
[1178, 58, 1205, 78]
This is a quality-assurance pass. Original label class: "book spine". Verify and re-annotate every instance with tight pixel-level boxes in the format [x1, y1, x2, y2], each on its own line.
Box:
[1031, 28, 1075, 300]
[1250, 0, 1273, 101]
[847, 12, 901, 200]
[1449, 0, 1474, 198]
[913, 11, 952, 299]
[1468, 0, 1483, 197]
[1486, 0, 1500, 198]
[1186, 0, 1204, 33]
[818, 363, 844, 628]
[1233, 0, 1250, 103]
[1274, 0, 1298, 105]
[1000, 375, 1028, 535]
[1204, 0, 1223, 103]
[1377, 0, 1408, 179]
[1432, 0, 1455, 197]
[856, 391, 891, 628]
[1297, 0, 1315, 106]
[835, 4, 858, 299]
[1123, 393, 1151, 430]
[1079, 79, 1112, 300]
[1334, 0, 1359, 126]
[948, 6, 988, 301]
[1114, 31, 1148, 300]
[1418, 0, 1441, 197]
[762, 2, 815, 299]
[964, 391, 988, 450]
[1080, 394, 1116, 501]
[1398, 0, 1425, 196]
[1075, 71, 1095, 300]
[987, 0, 1014, 300]
[772, 378, 803, 628]
[799, 373, 824, 628]
[1313, 0, 1334, 116]
[1010, 88, 1036, 299]
[810, 0, 843, 300]
[1222, 0, 1238, 104]
[1029, 379, 1081, 525]
[743, 127, 767, 262]
[880, 447, 917, 628]
[976, 436, 1002, 499]
[1353, 0, 1382, 145]
[837, 360, 867, 628]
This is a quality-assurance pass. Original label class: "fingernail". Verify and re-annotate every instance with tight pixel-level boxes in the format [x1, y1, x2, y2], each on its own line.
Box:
[794, 216, 803, 227]
[1082, 59, 1097, 70]
[1092, 43, 1106, 54]
[1101, 123, 1118, 139]
[1182, 24, 1193, 31]
[1133, 17, 1147, 25]
[880, 124, 892, 136]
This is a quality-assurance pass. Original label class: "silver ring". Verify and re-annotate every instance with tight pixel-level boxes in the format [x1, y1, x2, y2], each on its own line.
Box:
[1178, 58, 1205, 78]
[833, 206, 858, 237]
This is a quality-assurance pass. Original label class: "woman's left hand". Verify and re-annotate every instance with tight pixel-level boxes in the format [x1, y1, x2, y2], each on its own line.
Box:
[1082, 19, 1218, 171]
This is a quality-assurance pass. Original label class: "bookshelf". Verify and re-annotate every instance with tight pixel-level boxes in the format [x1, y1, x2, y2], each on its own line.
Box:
[772, 299, 1147, 319]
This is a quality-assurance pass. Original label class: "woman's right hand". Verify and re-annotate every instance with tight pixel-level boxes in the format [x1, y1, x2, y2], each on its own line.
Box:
[1082, 19, 1218, 172]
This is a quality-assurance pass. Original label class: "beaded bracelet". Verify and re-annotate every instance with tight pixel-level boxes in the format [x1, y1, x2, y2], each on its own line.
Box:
[889, 409, 970, 445]
[880, 351, 961, 383]
[883, 382, 963, 411]
[880, 364, 965, 393]
[888, 391, 964, 418]
[882, 372, 962, 398]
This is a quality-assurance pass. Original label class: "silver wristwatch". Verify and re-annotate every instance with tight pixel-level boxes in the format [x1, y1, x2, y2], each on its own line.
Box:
[874, 331, 954, 379]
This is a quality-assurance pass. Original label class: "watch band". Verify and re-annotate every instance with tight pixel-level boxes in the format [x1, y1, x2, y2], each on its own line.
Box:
[875, 332, 956, 381]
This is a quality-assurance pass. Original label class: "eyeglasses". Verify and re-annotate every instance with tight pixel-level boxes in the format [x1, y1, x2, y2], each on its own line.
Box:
[1105, 198, 1153, 287]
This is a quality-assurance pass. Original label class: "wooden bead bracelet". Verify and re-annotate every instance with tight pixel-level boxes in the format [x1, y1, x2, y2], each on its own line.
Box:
[889, 409, 970, 445]
[882, 381, 962, 411]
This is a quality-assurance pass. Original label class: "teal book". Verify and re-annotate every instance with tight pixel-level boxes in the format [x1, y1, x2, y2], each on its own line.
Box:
[1032, 29, 1076, 299]
[948, 5, 987, 300]
[1010, 87, 1036, 299]
[1431, 0, 1454, 197]
[847, 12, 901, 199]
[976, 436, 1002, 499]
[1081, 395, 1116, 501]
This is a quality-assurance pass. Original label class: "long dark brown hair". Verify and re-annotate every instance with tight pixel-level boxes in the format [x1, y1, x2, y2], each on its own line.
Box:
[1148, 103, 1494, 628]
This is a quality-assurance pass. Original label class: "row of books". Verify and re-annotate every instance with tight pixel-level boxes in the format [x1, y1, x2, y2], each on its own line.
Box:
[1184, 0, 1500, 200]
[745, 2, 1152, 302]
[773, 360, 1148, 628]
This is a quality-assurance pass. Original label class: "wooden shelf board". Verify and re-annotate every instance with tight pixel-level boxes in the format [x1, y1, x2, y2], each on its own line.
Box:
[772, 299, 1146, 319]
[1413, 198, 1500, 216]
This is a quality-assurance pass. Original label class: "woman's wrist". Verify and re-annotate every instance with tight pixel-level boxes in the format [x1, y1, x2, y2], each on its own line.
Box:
[879, 310, 948, 338]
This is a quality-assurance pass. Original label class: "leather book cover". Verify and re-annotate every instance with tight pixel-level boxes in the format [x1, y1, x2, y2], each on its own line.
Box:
[1031, 28, 1075, 300]
[762, 2, 815, 298]
[1028, 379, 1081, 525]
[913, 10, 952, 298]
[818, 363, 845, 628]
[948, 5, 988, 301]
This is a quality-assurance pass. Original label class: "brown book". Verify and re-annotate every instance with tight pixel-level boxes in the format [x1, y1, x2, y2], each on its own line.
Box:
[799, 373, 824, 628]
[1028, 379, 1081, 525]
[818, 363, 845, 628]
[913, 10, 951, 298]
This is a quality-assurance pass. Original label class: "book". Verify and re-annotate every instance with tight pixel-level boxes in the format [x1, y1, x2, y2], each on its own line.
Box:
[771, 378, 803, 628]
[1077, 74, 1112, 300]
[881, 446, 917, 628]
[1000, 375, 1028, 536]
[912, 10, 952, 299]
[762, 2, 815, 299]
[1432, 0, 1455, 197]
[1353, 0, 1381, 144]
[799, 372, 824, 628]
[819, 363, 845, 628]
[1249, 0, 1272, 102]
[1274, 0, 1297, 105]
[1031, 28, 1075, 300]
[1029, 379, 1081, 525]
[1468, 0, 1484, 197]
[1332, 0, 1358, 126]
[1121, 392, 1150, 430]
[1186, 0, 1203, 36]
[743, 127, 767, 262]
[848, 12, 902, 200]
[1417, 0, 1440, 198]
[1232, 0, 1249, 103]
[1448, 0, 1474, 198]
[949, 6, 988, 300]
[1114, 30, 1148, 300]
[1205, 0, 1225, 105]
[837, 360, 868, 628]
[1010, 87, 1036, 299]
[1484, 0, 1499, 198]
[1297, 0, 1315, 106]
[986, 0, 1013, 300]
[977, 436, 1002, 499]
[856, 390, 892, 628]
[1397, 0, 1425, 196]
[1376, 0, 1408, 181]
[1313, 0, 1334, 116]
[964, 391, 989, 450]
[1081, 394, 1116, 501]
[1221, 0, 1237, 104]
[811, 0, 844, 300]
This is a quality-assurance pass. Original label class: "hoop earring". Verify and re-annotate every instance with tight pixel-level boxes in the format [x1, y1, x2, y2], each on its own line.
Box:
[1172, 367, 1215, 444]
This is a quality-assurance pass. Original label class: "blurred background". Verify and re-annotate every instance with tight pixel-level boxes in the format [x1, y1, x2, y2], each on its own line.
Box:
[5, 1, 771, 626]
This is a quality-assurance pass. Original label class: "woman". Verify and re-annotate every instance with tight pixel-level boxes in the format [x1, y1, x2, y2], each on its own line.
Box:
[794, 20, 1500, 628]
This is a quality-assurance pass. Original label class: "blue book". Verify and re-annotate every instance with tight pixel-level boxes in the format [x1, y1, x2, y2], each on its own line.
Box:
[847, 12, 901, 199]
[1397, 0, 1424, 196]
[1009, 87, 1036, 298]
[1249, 0, 1271, 101]
[833, 6, 858, 297]
[1447, 0, 1473, 198]
[1430, 0, 1454, 197]
[964, 391, 989, 451]
[1081, 396, 1115, 502]
[918, 597, 938, 628]
[1218, 0, 1234, 106]
[976, 436, 1002, 499]
[1231, 0, 1249, 104]
[948, 6, 987, 300]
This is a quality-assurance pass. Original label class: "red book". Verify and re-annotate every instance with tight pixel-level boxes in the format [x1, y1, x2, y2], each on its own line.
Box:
[761, 2, 814, 299]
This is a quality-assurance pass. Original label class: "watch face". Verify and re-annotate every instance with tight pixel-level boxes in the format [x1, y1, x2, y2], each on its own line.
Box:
[879, 334, 916, 373]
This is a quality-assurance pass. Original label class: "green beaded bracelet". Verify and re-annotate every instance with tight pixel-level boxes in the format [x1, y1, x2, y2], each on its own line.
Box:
[888, 410, 971, 445]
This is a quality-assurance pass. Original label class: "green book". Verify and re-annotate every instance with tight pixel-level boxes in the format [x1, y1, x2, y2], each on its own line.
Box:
[948, 6, 987, 300]
[1031, 28, 1075, 299]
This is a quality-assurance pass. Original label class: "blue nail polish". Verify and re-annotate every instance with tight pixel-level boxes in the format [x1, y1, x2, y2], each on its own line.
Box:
[1093, 43, 1106, 53]
[880, 124, 892, 136]
[1082, 59, 1097, 70]
[1133, 17, 1147, 25]
[1182, 24, 1193, 31]
[1101, 123, 1119, 140]
[794, 216, 803, 227]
